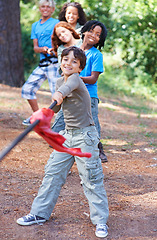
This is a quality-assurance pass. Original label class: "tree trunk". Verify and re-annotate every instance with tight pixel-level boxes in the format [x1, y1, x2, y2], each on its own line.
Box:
[0, 0, 24, 87]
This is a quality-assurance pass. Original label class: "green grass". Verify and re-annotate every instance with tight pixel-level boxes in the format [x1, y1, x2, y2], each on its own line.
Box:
[97, 53, 157, 116]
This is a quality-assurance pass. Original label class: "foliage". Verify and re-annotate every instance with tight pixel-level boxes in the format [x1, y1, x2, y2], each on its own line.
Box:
[98, 55, 157, 102]
[82, 0, 157, 83]
[108, 0, 157, 83]
[20, 1, 40, 76]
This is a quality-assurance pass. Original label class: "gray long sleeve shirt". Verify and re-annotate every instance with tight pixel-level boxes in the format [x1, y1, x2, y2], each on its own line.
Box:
[53, 73, 94, 129]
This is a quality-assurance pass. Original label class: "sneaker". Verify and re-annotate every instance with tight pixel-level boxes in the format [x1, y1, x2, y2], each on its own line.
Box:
[98, 142, 108, 163]
[68, 170, 72, 175]
[16, 213, 46, 226]
[95, 224, 108, 238]
[22, 117, 31, 126]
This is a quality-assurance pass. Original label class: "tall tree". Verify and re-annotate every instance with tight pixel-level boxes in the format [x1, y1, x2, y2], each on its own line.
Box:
[0, 0, 24, 87]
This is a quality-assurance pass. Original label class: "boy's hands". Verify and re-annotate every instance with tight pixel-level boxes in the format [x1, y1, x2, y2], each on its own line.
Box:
[52, 92, 63, 105]
[47, 48, 54, 55]
[42, 46, 49, 54]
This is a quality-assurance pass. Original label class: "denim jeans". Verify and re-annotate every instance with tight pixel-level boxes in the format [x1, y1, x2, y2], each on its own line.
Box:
[51, 108, 65, 133]
[30, 125, 109, 225]
[52, 98, 101, 138]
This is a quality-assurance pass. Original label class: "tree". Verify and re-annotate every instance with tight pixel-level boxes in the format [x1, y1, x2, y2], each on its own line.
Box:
[0, 0, 24, 87]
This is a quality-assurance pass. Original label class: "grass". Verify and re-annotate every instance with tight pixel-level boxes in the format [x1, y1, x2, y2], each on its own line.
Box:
[97, 53, 157, 116]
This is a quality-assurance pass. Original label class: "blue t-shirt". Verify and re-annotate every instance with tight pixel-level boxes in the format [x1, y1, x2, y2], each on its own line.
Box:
[31, 18, 59, 60]
[79, 46, 104, 99]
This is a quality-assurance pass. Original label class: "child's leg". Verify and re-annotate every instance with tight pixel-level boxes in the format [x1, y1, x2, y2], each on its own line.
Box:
[91, 98, 101, 138]
[30, 150, 74, 220]
[46, 61, 60, 95]
[21, 66, 47, 100]
[51, 109, 65, 133]
[21, 66, 47, 114]
[27, 99, 39, 112]
[74, 126, 109, 225]
[91, 97, 108, 162]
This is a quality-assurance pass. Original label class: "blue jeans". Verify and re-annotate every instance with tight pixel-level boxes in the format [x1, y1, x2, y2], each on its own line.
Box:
[51, 108, 65, 133]
[52, 98, 101, 138]
[30, 125, 109, 225]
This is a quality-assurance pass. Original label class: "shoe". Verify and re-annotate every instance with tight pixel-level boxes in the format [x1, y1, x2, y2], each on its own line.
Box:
[98, 142, 108, 163]
[68, 170, 72, 175]
[16, 213, 46, 226]
[22, 117, 31, 126]
[95, 224, 108, 238]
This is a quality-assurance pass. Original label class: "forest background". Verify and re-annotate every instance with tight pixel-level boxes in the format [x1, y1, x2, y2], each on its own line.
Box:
[20, 0, 157, 104]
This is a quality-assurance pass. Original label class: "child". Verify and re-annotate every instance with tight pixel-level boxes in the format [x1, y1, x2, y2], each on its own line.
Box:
[51, 20, 108, 162]
[51, 21, 82, 66]
[21, 0, 60, 126]
[80, 20, 108, 162]
[59, 2, 87, 33]
[49, 21, 82, 133]
[16, 46, 109, 239]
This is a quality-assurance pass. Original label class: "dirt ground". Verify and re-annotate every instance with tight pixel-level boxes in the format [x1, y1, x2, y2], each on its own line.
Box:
[0, 84, 157, 240]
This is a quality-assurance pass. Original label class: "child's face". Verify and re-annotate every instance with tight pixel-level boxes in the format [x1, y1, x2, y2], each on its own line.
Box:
[61, 51, 82, 79]
[83, 25, 102, 46]
[56, 26, 73, 43]
[65, 6, 79, 26]
[39, 4, 54, 18]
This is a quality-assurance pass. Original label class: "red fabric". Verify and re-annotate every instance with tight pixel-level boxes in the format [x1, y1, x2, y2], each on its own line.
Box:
[30, 108, 92, 158]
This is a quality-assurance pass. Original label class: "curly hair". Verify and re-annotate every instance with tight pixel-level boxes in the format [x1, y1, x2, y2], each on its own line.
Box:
[61, 46, 86, 70]
[59, 2, 87, 26]
[81, 20, 107, 50]
[51, 21, 80, 56]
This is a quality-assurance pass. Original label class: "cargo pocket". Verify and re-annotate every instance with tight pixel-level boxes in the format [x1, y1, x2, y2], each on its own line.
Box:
[83, 130, 95, 146]
[87, 161, 104, 185]
[85, 155, 104, 183]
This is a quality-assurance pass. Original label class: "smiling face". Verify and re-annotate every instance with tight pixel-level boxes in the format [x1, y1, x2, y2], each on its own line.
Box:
[56, 26, 73, 44]
[83, 25, 102, 46]
[39, 4, 54, 18]
[65, 6, 79, 27]
[61, 51, 82, 80]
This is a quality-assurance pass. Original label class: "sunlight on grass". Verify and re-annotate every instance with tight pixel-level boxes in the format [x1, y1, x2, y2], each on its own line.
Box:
[98, 52, 157, 105]
[101, 139, 127, 146]
[99, 102, 157, 119]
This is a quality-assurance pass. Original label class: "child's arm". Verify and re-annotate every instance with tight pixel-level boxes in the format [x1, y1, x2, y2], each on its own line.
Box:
[51, 73, 80, 112]
[51, 91, 63, 113]
[33, 39, 49, 54]
[52, 91, 63, 105]
[80, 71, 100, 84]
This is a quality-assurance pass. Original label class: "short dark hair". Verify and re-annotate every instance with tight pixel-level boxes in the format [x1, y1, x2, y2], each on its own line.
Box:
[59, 2, 87, 26]
[61, 46, 86, 70]
[81, 20, 107, 50]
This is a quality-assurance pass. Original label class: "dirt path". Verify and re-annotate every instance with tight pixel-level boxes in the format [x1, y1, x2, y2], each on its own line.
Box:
[0, 84, 157, 240]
